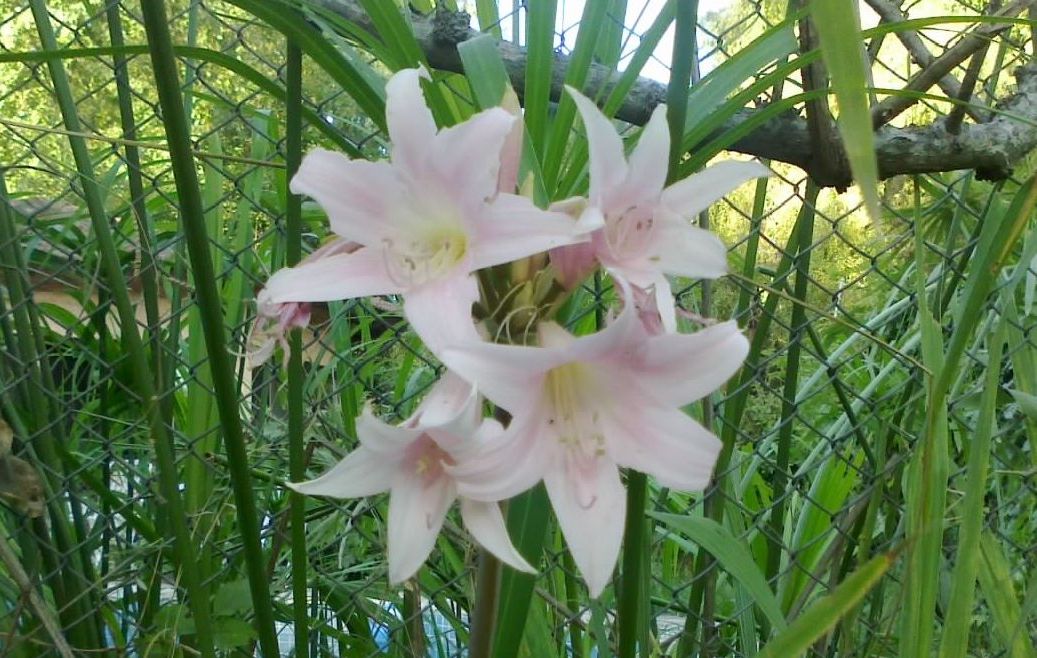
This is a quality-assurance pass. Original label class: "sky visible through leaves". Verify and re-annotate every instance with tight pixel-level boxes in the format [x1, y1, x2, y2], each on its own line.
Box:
[469, 0, 736, 81]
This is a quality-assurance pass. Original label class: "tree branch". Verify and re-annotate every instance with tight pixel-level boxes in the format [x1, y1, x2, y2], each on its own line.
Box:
[313, 0, 1037, 187]
[869, 0, 1029, 127]
[862, 0, 987, 123]
[796, 5, 849, 188]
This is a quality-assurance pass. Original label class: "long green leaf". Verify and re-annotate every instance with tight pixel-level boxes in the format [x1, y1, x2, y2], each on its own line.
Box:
[492, 485, 552, 658]
[474, 0, 502, 37]
[458, 34, 511, 110]
[756, 551, 897, 658]
[28, 3, 215, 654]
[978, 533, 1037, 658]
[358, 0, 425, 69]
[901, 176, 949, 658]
[0, 44, 360, 156]
[652, 513, 788, 632]
[683, 19, 798, 134]
[938, 316, 1007, 658]
[224, 0, 386, 130]
[138, 3, 280, 656]
[522, 0, 558, 160]
[542, 0, 612, 193]
[810, 0, 880, 221]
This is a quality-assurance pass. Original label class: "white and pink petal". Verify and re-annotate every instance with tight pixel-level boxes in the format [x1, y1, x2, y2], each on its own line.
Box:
[432, 107, 515, 203]
[290, 151, 403, 246]
[647, 219, 730, 280]
[260, 248, 403, 305]
[637, 321, 749, 407]
[543, 455, 626, 598]
[659, 160, 772, 219]
[287, 449, 395, 499]
[460, 498, 537, 574]
[611, 104, 670, 210]
[385, 67, 438, 178]
[604, 402, 721, 491]
[403, 274, 481, 355]
[386, 474, 455, 583]
[472, 194, 591, 270]
[567, 87, 629, 204]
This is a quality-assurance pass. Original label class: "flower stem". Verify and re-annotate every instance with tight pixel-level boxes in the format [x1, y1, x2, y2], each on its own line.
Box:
[286, 39, 310, 658]
[138, 3, 281, 655]
[468, 550, 502, 658]
[618, 471, 648, 657]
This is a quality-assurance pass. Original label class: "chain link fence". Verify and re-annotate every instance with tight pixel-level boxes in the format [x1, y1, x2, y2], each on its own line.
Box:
[0, 0, 1034, 656]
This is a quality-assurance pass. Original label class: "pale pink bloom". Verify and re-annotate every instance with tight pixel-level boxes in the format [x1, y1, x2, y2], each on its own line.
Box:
[249, 239, 362, 366]
[288, 374, 535, 584]
[262, 68, 588, 352]
[625, 282, 666, 336]
[549, 239, 598, 290]
[547, 197, 600, 290]
[497, 85, 523, 194]
[440, 281, 749, 596]
[620, 282, 721, 336]
[568, 87, 771, 330]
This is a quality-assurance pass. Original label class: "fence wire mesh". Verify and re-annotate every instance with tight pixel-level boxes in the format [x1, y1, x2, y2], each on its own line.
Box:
[0, 0, 1034, 657]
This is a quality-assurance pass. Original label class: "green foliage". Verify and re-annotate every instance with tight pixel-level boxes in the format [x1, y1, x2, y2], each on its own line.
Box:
[0, 2, 1034, 658]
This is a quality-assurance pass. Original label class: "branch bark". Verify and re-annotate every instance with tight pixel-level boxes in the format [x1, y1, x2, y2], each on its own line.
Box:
[862, 0, 987, 123]
[869, 0, 1029, 127]
[313, 0, 1037, 187]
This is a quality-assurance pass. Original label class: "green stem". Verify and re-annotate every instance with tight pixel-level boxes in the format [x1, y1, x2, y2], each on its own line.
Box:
[286, 38, 310, 658]
[469, 551, 502, 658]
[937, 314, 1004, 657]
[765, 180, 818, 584]
[679, 184, 821, 656]
[562, 549, 585, 658]
[0, 174, 82, 643]
[137, 3, 282, 657]
[619, 4, 698, 655]
[26, 3, 216, 655]
[102, 0, 167, 419]
[618, 471, 648, 657]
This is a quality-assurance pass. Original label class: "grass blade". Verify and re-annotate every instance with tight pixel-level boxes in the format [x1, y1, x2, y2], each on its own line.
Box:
[938, 315, 1007, 658]
[492, 485, 552, 658]
[653, 512, 789, 633]
[809, 0, 880, 221]
[458, 34, 510, 109]
[522, 0, 558, 157]
[474, 0, 502, 38]
[27, 3, 214, 654]
[138, 3, 280, 656]
[977, 532, 1037, 658]
[757, 551, 898, 658]
[225, 0, 386, 131]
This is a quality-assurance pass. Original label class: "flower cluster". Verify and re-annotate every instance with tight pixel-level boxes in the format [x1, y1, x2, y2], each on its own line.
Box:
[261, 67, 770, 597]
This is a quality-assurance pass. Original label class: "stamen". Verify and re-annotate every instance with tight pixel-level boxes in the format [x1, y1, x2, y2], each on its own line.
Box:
[382, 227, 468, 287]
[604, 205, 655, 261]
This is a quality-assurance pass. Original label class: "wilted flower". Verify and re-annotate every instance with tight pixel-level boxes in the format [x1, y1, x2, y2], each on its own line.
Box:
[568, 87, 771, 330]
[288, 374, 534, 583]
[441, 280, 749, 596]
[249, 238, 361, 366]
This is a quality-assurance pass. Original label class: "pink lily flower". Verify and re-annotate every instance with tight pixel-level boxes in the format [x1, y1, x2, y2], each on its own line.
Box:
[260, 68, 589, 352]
[440, 280, 749, 596]
[287, 373, 535, 584]
[568, 87, 772, 330]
